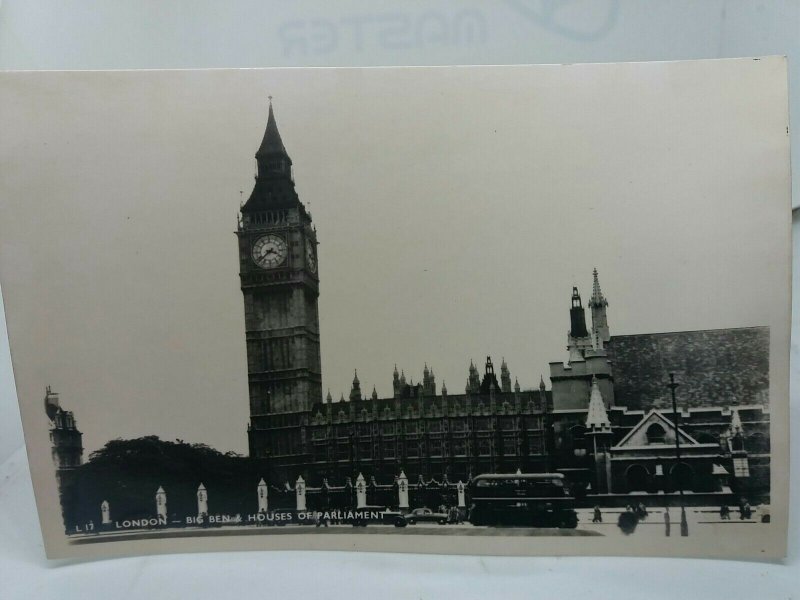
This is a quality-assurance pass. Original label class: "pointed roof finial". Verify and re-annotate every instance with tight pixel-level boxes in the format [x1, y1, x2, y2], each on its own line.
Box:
[586, 375, 610, 429]
[514, 377, 520, 393]
[589, 267, 608, 307]
[371, 385, 378, 400]
[539, 375, 546, 390]
[257, 97, 287, 157]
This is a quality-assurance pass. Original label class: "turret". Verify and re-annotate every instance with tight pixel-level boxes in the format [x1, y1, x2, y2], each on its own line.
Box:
[44, 386, 83, 470]
[585, 376, 611, 432]
[570, 287, 589, 338]
[585, 376, 613, 493]
[467, 360, 481, 393]
[480, 356, 502, 395]
[350, 369, 362, 402]
[393, 364, 401, 398]
[567, 286, 593, 361]
[500, 358, 512, 393]
[588, 268, 610, 345]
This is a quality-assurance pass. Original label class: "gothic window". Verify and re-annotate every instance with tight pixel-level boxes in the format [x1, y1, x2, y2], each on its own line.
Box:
[646, 423, 667, 445]
[478, 439, 491, 456]
[384, 443, 395, 459]
[451, 420, 467, 433]
[336, 443, 349, 461]
[428, 421, 442, 433]
[499, 417, 515, 431]
[453, 440, 467, 456]
[502, 438, 516, 455]
[358, 442, 371, 459]
[406, 443, 419, 458]
[382, 423, 395, 435]
[383, 407, 392, 420]
[569, 425, 586, 457]
[429, 440, 443, 457]
[312, 428, 326, 441]
[475, 417, 490, 431]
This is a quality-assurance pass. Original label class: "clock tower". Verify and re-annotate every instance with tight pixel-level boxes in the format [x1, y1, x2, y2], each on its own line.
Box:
[237, 99, 322, 472]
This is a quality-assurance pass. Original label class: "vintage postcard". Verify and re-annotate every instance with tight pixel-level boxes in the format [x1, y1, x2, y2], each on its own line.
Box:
[0, 59, 790, 560]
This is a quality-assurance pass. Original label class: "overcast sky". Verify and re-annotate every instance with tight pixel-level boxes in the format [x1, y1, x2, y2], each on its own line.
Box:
[0, 60, 790, 457]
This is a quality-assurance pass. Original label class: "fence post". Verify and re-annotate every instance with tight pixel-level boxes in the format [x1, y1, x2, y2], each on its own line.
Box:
[355, 473, 367, 508]
[398, 470, 409, 510]
[258, 478, 269, 512]
[156, 486, 168, 522]
[100, 500, 111, 525]
[296, 476, 307, 511]
[197, 483, 208, 518]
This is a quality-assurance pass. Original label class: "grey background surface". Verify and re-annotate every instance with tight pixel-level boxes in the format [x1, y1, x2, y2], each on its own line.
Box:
[0, 2, 797, 599]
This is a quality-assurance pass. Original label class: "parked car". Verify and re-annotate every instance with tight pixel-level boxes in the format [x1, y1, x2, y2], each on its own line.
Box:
[404, 507, 449, 525]
[350, 506, 407, 527]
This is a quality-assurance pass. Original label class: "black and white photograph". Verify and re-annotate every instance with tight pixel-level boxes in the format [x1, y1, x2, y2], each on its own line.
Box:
[0, 59, 790, 560]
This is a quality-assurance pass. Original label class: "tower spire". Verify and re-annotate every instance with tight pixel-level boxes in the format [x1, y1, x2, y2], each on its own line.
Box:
[588, 268, 611, 344]
[590, 268, 607, 307]
[257, 97, 288, 157]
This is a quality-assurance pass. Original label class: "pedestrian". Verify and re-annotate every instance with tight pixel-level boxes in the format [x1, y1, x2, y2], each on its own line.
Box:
[720, 504, 730, 520]
[592, 505, 602, 523]
[664, 507, 671, 537]
[637, 502, 648, 520]
[739, 497, 751, 520]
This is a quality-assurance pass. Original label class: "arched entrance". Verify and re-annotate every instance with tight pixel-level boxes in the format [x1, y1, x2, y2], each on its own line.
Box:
[670, 462, 694, 491]
[625, 464, 649, 492]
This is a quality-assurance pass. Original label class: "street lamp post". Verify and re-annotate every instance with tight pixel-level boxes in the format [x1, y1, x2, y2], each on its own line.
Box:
[668, 373, 689, 536]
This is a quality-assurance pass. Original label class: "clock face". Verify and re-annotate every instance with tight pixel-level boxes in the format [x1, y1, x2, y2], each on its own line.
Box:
[252, 234, 288, 269]
[305, 239, 317, 273]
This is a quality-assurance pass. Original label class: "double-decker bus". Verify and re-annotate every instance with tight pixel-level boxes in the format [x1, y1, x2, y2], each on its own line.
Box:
[468, 473, 579, 528]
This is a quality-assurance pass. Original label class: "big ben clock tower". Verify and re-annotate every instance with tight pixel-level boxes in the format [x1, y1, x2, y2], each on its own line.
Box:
[237, 99, 322, 475]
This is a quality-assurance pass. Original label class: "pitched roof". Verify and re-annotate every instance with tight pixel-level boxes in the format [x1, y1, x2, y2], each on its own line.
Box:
[613, 409, 701, 448]
[256, 101, 287, 157]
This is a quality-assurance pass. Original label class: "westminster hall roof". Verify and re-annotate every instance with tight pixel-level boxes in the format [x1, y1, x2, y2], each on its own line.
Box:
[606, 326, 769, 412]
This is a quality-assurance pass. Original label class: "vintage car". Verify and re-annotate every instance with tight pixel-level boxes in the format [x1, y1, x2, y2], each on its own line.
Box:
[349, 506, 407, 527]
[403, 507, 450, 525]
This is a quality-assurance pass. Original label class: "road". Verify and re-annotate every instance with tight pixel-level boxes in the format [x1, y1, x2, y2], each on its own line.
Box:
[69, 505, 768, 545]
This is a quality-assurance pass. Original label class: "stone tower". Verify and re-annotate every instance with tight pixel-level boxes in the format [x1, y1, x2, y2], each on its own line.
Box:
[44, 386, 83, 471]
[588, 268, 610, 347]
[238, 99, 322, 466]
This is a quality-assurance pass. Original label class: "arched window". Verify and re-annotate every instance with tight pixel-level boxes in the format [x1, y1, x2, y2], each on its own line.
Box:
[646, 423, 667, 444]
[625, 465, 649, 491]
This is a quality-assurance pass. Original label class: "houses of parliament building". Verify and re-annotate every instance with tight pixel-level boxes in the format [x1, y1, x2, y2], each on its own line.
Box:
[236, 102, 771, 498]
[47, 100, 771, 503]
